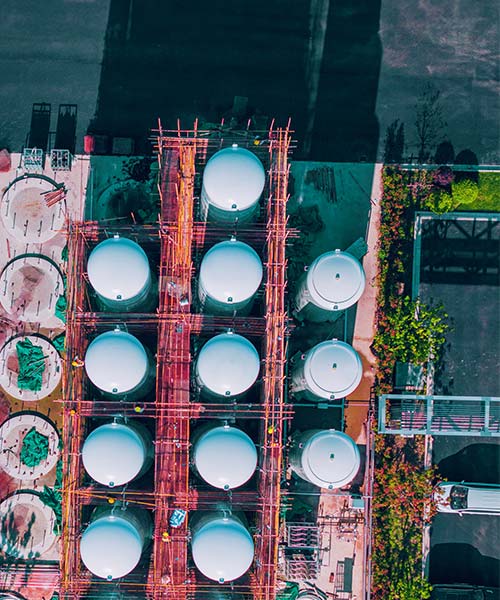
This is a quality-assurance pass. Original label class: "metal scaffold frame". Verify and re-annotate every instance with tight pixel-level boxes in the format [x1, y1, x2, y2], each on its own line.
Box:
[58, 120, 294, 600]
[253, 126, 291, 599]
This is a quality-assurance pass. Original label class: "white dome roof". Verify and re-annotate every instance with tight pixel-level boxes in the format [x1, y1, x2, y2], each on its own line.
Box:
[192, 516, 254, 582]
[300, 430, 360, 489]
[199, 240, 263, 305]
[196, 333, 260, 396]
[80, 515, 143, 580]
[202, 146, 265, 211]
[193, 426, 257, 489]
[82, 423, 146, 487]
[85, 330, 149, 394]
[87, 237, 151, 302]
[304, 340, 362, 400]
[307, 250, 365, 310]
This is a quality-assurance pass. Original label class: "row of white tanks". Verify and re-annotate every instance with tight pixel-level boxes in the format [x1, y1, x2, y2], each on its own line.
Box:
[79, 147, 366, 584]
[82, 421, 359, 493]
[80, 422, 359, 582]
[87, 234, 366, 321]
[83, 328, 363, 404]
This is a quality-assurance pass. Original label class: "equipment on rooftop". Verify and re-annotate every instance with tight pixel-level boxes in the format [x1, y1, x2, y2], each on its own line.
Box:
[294, 250, 366, 322]
[87, 236, 155, 312]
[194, 332, 260, 398]
[198, 239, 263, 315]
[190, 510, 254, 583]
[191, 423, 258, 489]
[82, 421, 153, 487]
[291, 340, 362, 402]
[201, 145, 265, 222]
[84, 329, 155, 399]
[80, 505, 152, 580]
[289, 429, 360, 489]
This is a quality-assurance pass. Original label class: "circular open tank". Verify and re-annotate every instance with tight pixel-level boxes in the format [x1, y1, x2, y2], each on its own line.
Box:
[80, 506, 152, 581]
[0, 175, 66, 243]
[201, 145, 265, 222]
[0, 335, 62, 401]
[87, 236, 155, 311]
[291, 340, 362, 401]
[191, 511, 254, 583]
[198, 239, 263, 315]
[82, 421, 153, 487]
[0, 413, 60, 480]
[195, 333, 260, 398]
[84, 330, 154, 399]
[289, 429, 360, 489]
[294, 250, 366, 321]
[0, 255, 65, 323]
[0, 492, 58, 559]
[192, 424, 258, 490]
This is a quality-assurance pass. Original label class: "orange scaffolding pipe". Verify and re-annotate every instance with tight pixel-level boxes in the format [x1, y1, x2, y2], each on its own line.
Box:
[253, 125, 292, 599]
[147, 128, 199, 600]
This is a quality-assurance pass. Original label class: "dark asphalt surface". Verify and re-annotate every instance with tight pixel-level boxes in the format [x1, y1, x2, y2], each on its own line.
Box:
[0, 0, 498, 161]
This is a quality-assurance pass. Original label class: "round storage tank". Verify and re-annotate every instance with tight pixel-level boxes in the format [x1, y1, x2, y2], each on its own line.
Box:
[82, 421, 153, 487]
[87, 236, 155, 312]
[80, 505, 152, 581]
[201, 145, 265, 222]
[192, 424, 258, 490]
[191, 511, 254, 583]
[195, 333, 260, 398]
[291, 340, 362, 402]
[84, 330, 155, 400]
[294, 250, 366, 322]
[198, 239, 263, 315]
[289, 429, 360, 489]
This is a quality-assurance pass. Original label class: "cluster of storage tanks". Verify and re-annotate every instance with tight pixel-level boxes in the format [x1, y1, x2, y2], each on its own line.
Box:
[78, 145, 366, 585]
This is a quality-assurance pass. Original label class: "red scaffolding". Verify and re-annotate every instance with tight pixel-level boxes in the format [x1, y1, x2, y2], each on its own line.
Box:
[59, 121, 294, 600]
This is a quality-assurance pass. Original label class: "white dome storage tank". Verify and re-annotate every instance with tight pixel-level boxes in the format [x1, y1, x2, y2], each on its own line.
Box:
[198, 239, 263, 315]
[84, 329, 155, 400]
[191, 510, 254, 583]
[80, 505, 152, 581]
[201, 145, 266, 222]
[294, 250, 366, 322]
[289, 429, 360, 489]
[82, 421, 153, 487]
[191, 424, 258, 490]
[291, 340, 362, 402]
[195, 333, 260, 398]
[87, 236, 156, 312]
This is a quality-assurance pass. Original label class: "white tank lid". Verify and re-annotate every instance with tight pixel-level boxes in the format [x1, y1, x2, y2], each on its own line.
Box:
[304, 340, 362, 399]
[80, 514, 143, 580]
[82, 423, 146, 487]
[194, 425, 258, 489]
[87, 237, 150, 301]
[203, 146, 265, 211]
[196, 333, 260, 396]
[85, 330, 149, 394]
[307, 250, 365, 310]
[199, 240, 263, 304]
[192, 517, 254, 582]
[300, 430, 360, 489]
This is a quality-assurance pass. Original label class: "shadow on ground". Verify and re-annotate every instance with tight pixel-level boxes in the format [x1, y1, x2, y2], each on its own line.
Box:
[438, 443, 500, 484]
[429, 543, 500, 587]
[88, 0, 382, 160]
